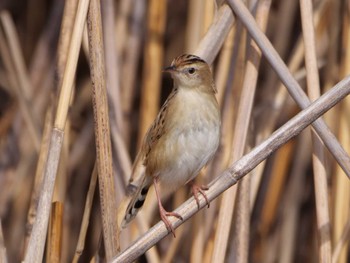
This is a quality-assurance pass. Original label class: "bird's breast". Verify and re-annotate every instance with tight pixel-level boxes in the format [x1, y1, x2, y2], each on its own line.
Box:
[149, 88, 221, 192]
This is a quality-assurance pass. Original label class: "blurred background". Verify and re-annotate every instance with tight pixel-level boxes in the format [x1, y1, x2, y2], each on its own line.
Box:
[0, 0, 350, 262]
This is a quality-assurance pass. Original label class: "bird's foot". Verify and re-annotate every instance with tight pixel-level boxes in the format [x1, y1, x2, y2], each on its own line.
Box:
[190, 182, 210, 209]
[158, 205, 183, 238]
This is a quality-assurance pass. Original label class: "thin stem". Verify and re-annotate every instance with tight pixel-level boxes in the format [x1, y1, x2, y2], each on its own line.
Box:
[300, 0, 331, 261]
[87, 0, 119, 258]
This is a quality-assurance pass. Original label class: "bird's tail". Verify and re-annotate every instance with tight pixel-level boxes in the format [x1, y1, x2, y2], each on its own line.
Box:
[120, 175, 152, 228]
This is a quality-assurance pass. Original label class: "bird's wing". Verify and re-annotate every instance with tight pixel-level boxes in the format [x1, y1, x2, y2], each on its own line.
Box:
[142, 91, 176, 165]
[127, 92, 174, 185]
[128, 90, 177, 188]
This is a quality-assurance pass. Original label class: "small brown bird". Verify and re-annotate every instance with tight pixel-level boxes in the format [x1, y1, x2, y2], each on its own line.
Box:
[121, 54, 221, 236]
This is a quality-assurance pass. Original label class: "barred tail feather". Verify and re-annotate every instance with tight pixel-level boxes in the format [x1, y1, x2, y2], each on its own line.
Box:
[121, 176, 152, 228]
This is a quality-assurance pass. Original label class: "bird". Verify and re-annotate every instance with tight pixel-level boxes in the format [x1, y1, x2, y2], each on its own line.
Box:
[121, 54, 221, 237]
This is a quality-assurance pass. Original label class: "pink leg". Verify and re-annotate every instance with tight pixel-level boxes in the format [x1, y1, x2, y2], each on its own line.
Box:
[189, 180, 210, 209]
[153, 177, 183, 237]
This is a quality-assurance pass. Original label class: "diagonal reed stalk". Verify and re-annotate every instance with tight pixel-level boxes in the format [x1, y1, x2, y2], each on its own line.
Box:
[112, 74, 350, 263]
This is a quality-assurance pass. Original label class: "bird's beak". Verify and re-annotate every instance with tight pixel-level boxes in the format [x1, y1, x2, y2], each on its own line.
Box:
[163, 65, 177, 73]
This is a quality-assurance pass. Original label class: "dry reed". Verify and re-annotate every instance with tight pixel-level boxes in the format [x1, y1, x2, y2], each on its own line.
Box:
[1, 1, 350, 263]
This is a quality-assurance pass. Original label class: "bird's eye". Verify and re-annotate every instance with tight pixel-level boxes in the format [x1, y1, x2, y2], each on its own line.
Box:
[188, 68, 196, 74]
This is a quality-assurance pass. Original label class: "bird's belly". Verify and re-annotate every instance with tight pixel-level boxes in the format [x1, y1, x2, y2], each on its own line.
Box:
[158, 123, 220, 193]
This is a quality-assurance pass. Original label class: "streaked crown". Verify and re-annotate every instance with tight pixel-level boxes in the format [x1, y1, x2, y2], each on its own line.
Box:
[171, 54, 206, 67]
[164, 54, 216, 93]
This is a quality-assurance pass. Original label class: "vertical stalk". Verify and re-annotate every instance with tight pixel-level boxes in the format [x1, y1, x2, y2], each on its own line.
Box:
[46, 202, 63, 263]
[300, 0, 331, 261]
[87, 0, 119, 259]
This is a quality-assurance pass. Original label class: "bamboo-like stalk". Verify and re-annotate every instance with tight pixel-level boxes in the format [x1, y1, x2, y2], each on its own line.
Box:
[227, 0, 350, 178]
[87, 0, 119, 259]
[332, 106, 350, 263]
[332, 5, 350, 262]
[111, 74, 350, 263]
[59, 10, 82, 259]
[54, 121, 69, 203]
[46, 202, 63, 263]
[24, 105, 53, 251]
[23, 130, 64, 263]
[300, 0, 331, 261]
[56, 0, 79, 86]
[23, 0, 90, 261]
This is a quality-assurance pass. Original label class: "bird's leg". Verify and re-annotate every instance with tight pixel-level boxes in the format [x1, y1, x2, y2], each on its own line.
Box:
[189, 180, 210, 209]
[153, 177, 183, 237]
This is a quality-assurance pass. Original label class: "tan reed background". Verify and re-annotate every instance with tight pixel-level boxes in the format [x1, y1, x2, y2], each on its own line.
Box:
[0, 0, 350, 262]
